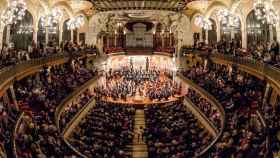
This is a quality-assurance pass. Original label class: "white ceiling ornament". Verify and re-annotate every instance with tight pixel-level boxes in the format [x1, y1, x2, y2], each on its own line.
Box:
[194, 15, 212, 30]
[0, 0, 27, 26]
[216, 9, 240, 29]
[40, 8, 63, 28]
[67, 15, 86, 30]
[253, 0, 279, 26]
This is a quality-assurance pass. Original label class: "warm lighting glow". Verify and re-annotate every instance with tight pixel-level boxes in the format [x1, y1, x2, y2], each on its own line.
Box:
[66, 15, 85, 30]
[194, 15, 212, 30]
[0, 0, 27, 26]
[253, 0, 279, 26]
[40, 8, 63, 28]
[17, 24, 33, 34]
[216, 9, 240, 28]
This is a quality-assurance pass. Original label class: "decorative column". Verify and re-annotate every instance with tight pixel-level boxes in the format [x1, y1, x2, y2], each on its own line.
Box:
[33, 17, 38, 44]
[59, 22, 63, 45]
[162, 32, 165, 48]
[77, 29, 80, 44]
[205, 30, 209, 44]
[0, 25, 4, 48]
[169, 33, 172, 47]
[269, 25, 274, 42]
[114, 32, 117, 47]
[241, 20, 247, 49]
[276, 24, 280, 44]
[199, 28, 203, 42]
[216, 21, 221, 42]
[45, 27, 49, 45]
[70, 29, 74, 43]
[230, 29, 235, 40]
[33, 27, 38, 44]
[6, 25, 11, 45]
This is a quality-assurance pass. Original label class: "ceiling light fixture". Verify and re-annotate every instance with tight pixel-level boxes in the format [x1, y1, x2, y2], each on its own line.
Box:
[0, 0, 27, 26]
[40, 8, 63, 28]
[253, 0, 279, 26]
[216, 9, 240, 29]
[66, 15, 85, 30]
[17, 24, 33, 34]
[194, 15, 212, 30]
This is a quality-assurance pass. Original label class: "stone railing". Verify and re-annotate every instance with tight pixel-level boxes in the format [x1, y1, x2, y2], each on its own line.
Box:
[55, 75, 99, 131]
[209, 53, 280, 94]
[63, 99, 96, 158]
[2, 52, 94, 157]
[178, 73, 226, 157]
[0, 53, 81, 96]
[12, 112, 25, 158]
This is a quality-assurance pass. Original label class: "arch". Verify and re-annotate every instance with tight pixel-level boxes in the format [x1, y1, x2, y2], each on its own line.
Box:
[207, 18, 217, 45]
[246, 9, 276, 48]
[62, 19, 72, 42]
[205, 1, 228, 19]
[9, 10, 34, 49]
[52, 1, 74, 18]
[190, 12, 204, 33]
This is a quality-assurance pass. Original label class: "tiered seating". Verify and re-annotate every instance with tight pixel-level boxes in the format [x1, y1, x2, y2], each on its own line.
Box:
[13, 60, 96, 157]
[69, 101, 135, 158]
[183, 64, 268, 157]
[186, 89, 222, 129]
[145, 101, 213, 157]
[59, 89, 94, 128]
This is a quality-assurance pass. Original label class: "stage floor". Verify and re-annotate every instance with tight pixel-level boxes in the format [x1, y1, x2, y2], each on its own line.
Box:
[97, 94, 185, 105]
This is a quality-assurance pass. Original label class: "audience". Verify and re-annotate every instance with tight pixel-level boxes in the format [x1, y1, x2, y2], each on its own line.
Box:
[186, 89, 222, 129]
[59, 89, 94, 129]
[183, 63, 270, 157]
[70, 101, 135, 158]
[145, 101, 213, 158]
[13, 59, 96, 157]
[0, 41, 97, 71]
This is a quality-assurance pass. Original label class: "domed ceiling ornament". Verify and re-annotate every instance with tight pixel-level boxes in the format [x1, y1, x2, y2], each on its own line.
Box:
[194, 15, 212, 30]
[253, 0, 279, 26]
[88, 0, 188, 12]
[0, 0, 27, 26]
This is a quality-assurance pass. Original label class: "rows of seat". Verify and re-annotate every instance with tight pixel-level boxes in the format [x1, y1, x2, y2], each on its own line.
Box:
[69, 101, 135, 158]
[145, 101, 213, 157]
[183, 63, 271, 157]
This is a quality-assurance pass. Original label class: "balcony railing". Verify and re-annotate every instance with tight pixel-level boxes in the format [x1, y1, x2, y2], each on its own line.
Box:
[210, 53, 280, 94]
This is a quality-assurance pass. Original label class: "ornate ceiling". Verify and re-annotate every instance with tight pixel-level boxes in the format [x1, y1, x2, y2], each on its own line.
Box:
[88, 0, 189, 12]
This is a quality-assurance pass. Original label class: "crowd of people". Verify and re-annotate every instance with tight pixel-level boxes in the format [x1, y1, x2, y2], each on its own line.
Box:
[183, 64, 272, 157]
[0, 41, 97, 71]
[0, 100, 19, 157]
[94, 67, 182, 102]
[59, 89, 95, 129]
[12, 59, 96, 157]
[186, 89, 222, 129]
[145, 101, 213, 158]
[69, 101, 135, 158]
[192, 38, 280, 68]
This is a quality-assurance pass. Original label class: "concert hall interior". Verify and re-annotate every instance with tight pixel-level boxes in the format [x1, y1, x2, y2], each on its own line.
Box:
[1, 0, 280, 158]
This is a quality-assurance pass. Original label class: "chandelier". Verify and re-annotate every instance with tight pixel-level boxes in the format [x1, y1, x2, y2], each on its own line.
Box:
[17, 24, 33, 34]
[194, 15, 212, 30]
[0, 0, 27, 26]
[253, 0, 279, 26]
[216, 9, 240, 29]
[66, 15, 85, 30]
[40, 8, 63, 28]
